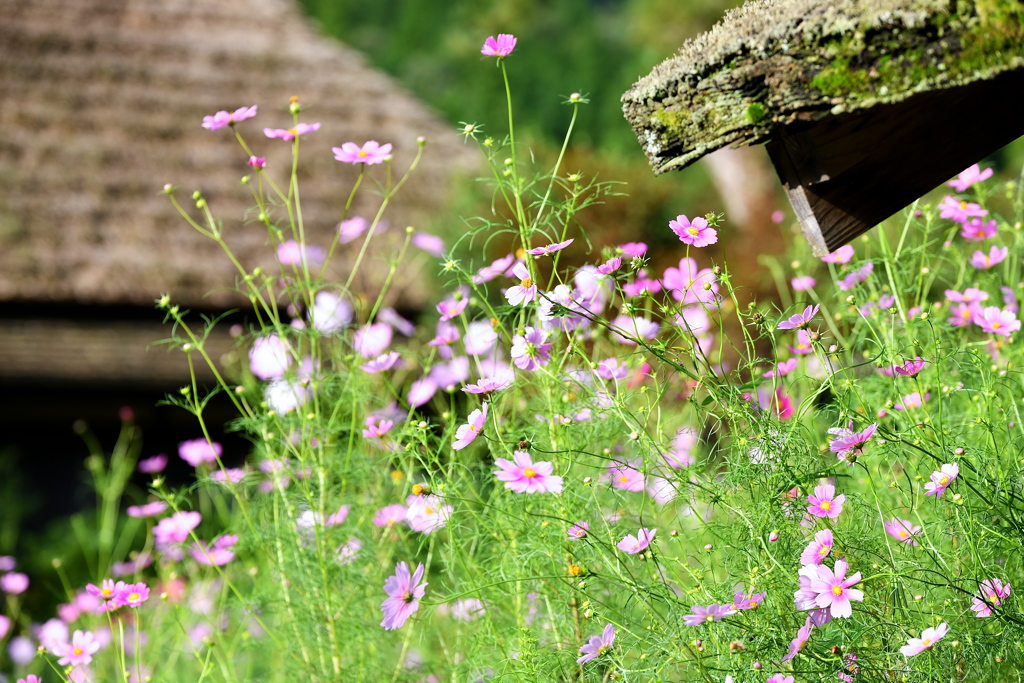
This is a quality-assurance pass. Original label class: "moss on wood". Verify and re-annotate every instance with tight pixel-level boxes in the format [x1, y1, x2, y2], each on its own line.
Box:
[623, 0, 1024, 174]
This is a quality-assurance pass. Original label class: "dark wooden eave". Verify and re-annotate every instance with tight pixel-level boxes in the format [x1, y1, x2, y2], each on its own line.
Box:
[623, 0, 1024, 255]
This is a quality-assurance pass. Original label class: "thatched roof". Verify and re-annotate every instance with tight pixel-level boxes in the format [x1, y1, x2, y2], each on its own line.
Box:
[0, 0, 478, 309]
[623, 0, 1024, 175]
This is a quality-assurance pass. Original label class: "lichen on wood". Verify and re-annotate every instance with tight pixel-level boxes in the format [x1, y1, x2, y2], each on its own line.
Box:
[622, 0, 1024, 175]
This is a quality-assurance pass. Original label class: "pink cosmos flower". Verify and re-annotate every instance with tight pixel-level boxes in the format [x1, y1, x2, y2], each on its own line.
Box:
[361, 351, 401, 374]
[884, 518, 922, 546]
[277, 240, 325, 268]
[971, 578, 1011, 617]
[617, 528, 656, 554]
[463, 377, 512, 395]
[412, 232, 445, 257]
[511, 327, 552, 371]
[731, 591, 765, 610]
[669, 214, 717, 247]
[115, 582, 150, 607]
[178, 439, 222, 467]
[17, 675, 41, 683]
[452, 403, 488, 451]
[821, 245, 854, 264]
[788, 329, 814, 354]
[894, 391, 929, 410]
[665, 427, 697, 468]
[373, 504, 407, 528]
[333, 141, 392, 165]
[949, 301, 981, 327]
[363, 416, 394, 439]
[663, 257, 718, 304]
[961, 217, 998, 240]
[782, 622, 812, 662]
[894, 357, 927, 377]
[127, 501, 168, 519]
[138, 454, 168, 473]
[249, 335, 292, 379]
[767, 676, 795, 683]
[796, 558, 863, 618]
[153, 510, 202, 545]
[464, 320, 498, 356]
[505, 262, 538, 306]
[338, 216, 368, 244]
[791, 275, 817, 291]
[924, 463, 958, 497]
[527, 238, 573, 255]
[472, 254, 516, 284]
[568, 521, 589, 539]
[481, 34, 517, 58]
[807, 484, 845, 519]
[354, 323, 393, 358]
[406, 494, 452, 534]
[248, 155, 267, 169]
[619, 242, 647, 257]
[801, 528, 834, 566]
[0, 572, 28, 594]
[54, 630, 101, 667]
[607, 462, 645, 492]
[939, 195, 988, 223]
[436, 297, 468, 322]
[899, 622, 948, 656]
[764, 357, 798, 378]
[778, 304, 820, 330]
[949, 164, 993, 192]
[577, 623, 615, 664]
[263, 122, 320, 141]
[595, 358, 631, 380]
[970, 245, 1008, 269]
[837, 262, 874, 291]
[0, 615, 8, 640]
[336, 537, 362, 566]
[597, 257, 621, 274]
[380, 562, 427, 630]
[974, 306, 1020, 336]
[829, 422, 878, 464]
[202, 105, 257, 130]
[494, 451, 563, 494]
[191, 535, 239, 566]
[682, 603, 736, 625]
[407, 376, 438, 408]
[448, 597, 485, 622]
[311, 291, 354, 333]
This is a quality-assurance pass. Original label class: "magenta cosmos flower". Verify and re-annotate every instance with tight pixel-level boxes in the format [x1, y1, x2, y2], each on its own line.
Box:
[202, 105, 257, 130]
[829, 422, 878, 465]
[801, 528, 834, 566]
[527, 238, 573, 256]
[481, 34, 517, 58]
[380, 561, 427, 630]
[807, 484, 845, 519]
[333, 141, 392, 165]
[796, 558, 863, 618]
[961, 217, 998, 240]
[178, 438, 222, 467]
[54, 629, 101, 666]
[974, 306, 1020, 336]
[682, 603, 736, 626]
[577, 623, 615, 664]
[373, 504, 407, 528]
[138, 454, 168, 473]
[791, 275, 817, 291]
[971, 245, 1008, 269]
[821, 244, 854, 264]
[126, 501, 168, 518]
[939, 196, 988, 222]
[494, 451, 563, 494]
[778, 304, 820, 330]
[567, 521, 589, 539]
[115, 582, 150, 607]
[924, 463, 959, 497]
[617, 528, 656, 554]
[949, 163, 993, 192]
[971, 578, 1011, 617]
[670, 214, 718, 247]
[767, 676, 794, 683]
[505, 262, 538, 306]
[452, 403, 488, 451]
[263, 122, 320, 141]
[782, 621, 812, 662]
[884, 518, 922, 546]
[899, 622, 948, 656]
[510, 326, 552, 371]
[153, 510, 202, 545]
[0, 572, 29, 594]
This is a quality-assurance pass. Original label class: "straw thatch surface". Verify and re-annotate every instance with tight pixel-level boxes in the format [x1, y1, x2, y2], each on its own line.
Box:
[0, 0, 478, 308]
[623, 0, 1024, 174]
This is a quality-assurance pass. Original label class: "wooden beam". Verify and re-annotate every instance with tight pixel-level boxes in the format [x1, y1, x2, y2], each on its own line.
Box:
[767, 68, 1024, 256]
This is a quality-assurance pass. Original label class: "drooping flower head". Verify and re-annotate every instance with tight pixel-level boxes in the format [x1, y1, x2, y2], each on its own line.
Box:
[494, 451, 563, 494]
[899, 622, 948, 656]
[670, 214, 717, 247]
[924, 463, 959, 497]
[577, 623, 615, 664]
[333, 141, 392, 165]
[971, 578, 1011, 617]
[452, 403, 488, 451]
[782, 622, 813, 662]
[481, 34, 517, 58]
[380, 562, 427, 630]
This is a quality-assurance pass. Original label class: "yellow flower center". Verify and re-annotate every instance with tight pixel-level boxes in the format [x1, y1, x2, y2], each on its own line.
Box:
[818, 545, 831, 557]
[425, 507, 434, 515]
[358, 150, 368, 157]
[520, 278, 533, 289]
[748, 600, 758, 608]
[128, 592, 140, 602]
[988, 594, 1000, 604]
[898, 530, 908, 538]
[820, 501, 832, 510]
[101, 588, 112, 597]
[992, 322, 1002, 329]
[705, 614, 716, 622]
[831, 585, 844, 596]
[687, 226, 699, 235]
[523, 468, 537, 478]
[287, 127, 297, 136]
[618, 476, 630, 483]
[938, 476, 950, 486]
[74, 648, 83, 655]
[959, 201, 968, 210]
[921, 638, 932, 647]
